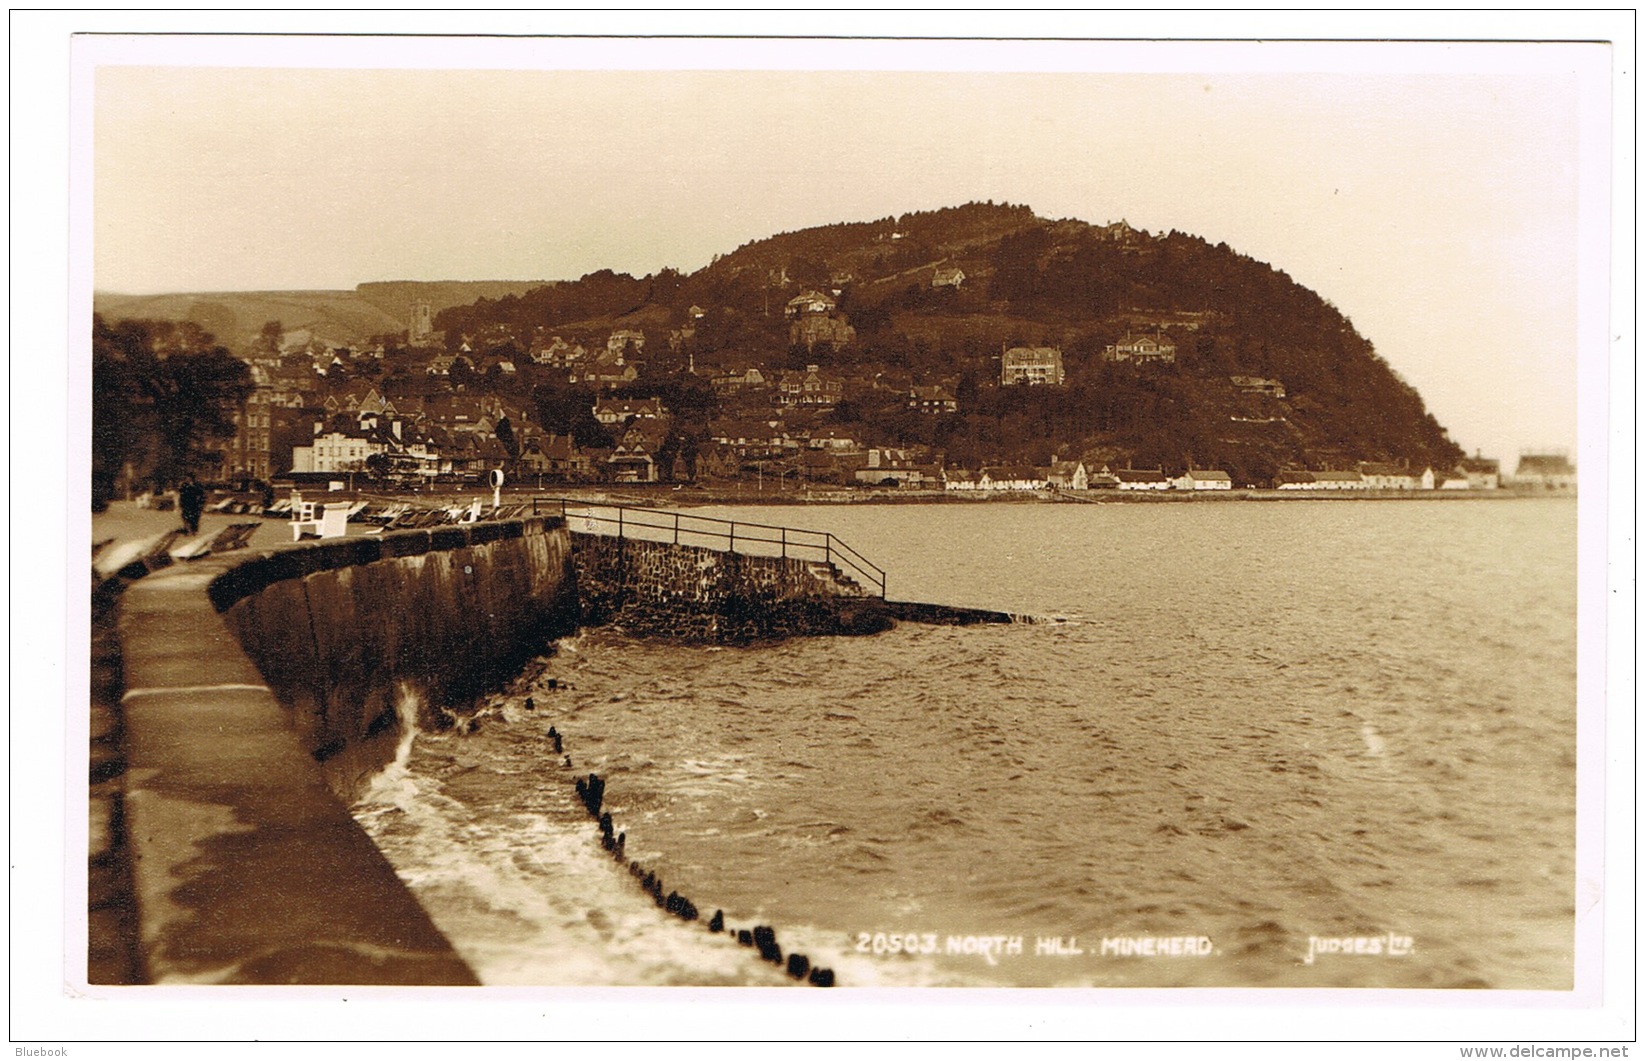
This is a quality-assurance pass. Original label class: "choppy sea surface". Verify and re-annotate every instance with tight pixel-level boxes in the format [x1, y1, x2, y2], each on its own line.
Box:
[354, 498, 1578, 988]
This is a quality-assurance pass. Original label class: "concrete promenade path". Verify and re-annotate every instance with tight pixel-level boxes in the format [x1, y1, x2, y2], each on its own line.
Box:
[92, 501, 344, 558]
[86, 501, 480, 985]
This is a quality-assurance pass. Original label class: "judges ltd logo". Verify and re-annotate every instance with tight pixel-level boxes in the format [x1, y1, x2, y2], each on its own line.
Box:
[1302, 932, 1415, 965]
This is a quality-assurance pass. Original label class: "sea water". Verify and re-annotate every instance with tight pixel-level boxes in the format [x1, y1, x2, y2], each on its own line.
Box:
[353, 498, 1577, 988]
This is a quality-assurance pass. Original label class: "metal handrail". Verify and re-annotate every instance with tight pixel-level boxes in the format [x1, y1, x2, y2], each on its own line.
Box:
[534, 497, 885, 597]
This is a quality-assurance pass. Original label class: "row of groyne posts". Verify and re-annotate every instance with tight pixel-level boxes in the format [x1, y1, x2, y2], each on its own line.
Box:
[539, 705, 835, 987]
[91, 502, 1025, 986]
[513, 504, 1027, 986]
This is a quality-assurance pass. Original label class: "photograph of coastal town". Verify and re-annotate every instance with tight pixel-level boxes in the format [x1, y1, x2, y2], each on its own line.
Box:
[37, 16, 1626, 1047]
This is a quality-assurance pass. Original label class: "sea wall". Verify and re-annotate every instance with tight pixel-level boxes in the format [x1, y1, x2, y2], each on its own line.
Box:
[103, 516, 995, 985]
[215, 518, 579, 793]
[570, 533, 893, 642]
[110, 517, 578, 984]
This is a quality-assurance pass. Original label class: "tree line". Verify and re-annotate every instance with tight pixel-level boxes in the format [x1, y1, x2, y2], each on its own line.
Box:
[92, 315, 253, 509]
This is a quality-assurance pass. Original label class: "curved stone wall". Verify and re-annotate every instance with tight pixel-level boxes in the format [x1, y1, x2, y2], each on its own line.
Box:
[215, 519, 579, 796]
[112, 517, 577, 984]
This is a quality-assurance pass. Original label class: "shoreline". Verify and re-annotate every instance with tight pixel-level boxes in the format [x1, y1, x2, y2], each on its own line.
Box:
[510, 485, 1572, 510]
[96, 486, 1572, 536]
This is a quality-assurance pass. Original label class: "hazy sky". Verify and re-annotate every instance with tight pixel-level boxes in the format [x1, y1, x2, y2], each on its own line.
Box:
[86, 36, 1607, 467]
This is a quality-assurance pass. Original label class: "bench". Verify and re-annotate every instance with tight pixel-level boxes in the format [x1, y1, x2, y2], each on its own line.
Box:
[290, 503, 349, 541]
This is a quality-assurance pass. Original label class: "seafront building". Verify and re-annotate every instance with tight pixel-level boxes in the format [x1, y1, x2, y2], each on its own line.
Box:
[979, 466, 1048, 491]
[1174, 468, 1234, 491]
[1356, 463, 1425, 490]
[290, 430, 374, 475]
[1511, 452, 1577, 492]
[1042, 461, 1090, 490]
[1313, 470, 1367, 491]
[1116, 468, 1171, 491]
[1458, 454, 1502, 489]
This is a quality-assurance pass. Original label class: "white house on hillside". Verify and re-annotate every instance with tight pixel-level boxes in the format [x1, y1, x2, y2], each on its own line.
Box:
[1000, 346, 1065, 386]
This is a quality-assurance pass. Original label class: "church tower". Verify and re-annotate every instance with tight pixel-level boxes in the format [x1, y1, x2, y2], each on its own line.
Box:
[410, 301, 433, 343]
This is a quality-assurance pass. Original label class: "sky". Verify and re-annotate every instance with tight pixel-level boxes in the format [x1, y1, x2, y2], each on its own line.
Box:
[83, 36, 1609, 469]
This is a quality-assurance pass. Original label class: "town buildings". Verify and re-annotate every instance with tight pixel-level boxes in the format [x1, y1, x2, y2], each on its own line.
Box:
[593, 398, 668, 426]
[184, 282, 1506, 500]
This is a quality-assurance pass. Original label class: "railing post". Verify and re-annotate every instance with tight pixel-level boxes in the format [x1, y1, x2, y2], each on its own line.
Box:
[781, 526, 786, 558]
[826, 536, 832, 569]
[674, 512, 679, 545]
[728, 521, 735, 553]
[618, 507, 624, 539]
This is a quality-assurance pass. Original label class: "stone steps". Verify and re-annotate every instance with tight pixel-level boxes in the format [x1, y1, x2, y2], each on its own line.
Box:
[803, 560, 866, 596]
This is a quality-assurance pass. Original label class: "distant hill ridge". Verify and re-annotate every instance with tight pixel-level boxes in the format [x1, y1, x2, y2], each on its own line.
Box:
[93, 279, 548, 353]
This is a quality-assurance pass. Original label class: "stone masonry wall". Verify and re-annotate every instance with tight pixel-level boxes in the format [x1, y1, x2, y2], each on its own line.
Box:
[571, 534, 892, 643]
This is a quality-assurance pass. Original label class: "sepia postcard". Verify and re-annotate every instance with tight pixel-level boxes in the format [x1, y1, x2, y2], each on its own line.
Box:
[13, 10, 1632, 1050]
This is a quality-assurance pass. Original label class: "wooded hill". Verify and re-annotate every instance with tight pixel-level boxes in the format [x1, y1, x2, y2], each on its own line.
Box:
[431, 202, 1461, 480]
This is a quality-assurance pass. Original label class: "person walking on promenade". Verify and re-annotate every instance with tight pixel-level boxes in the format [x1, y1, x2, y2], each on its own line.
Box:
[179, 475, 206, 537]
